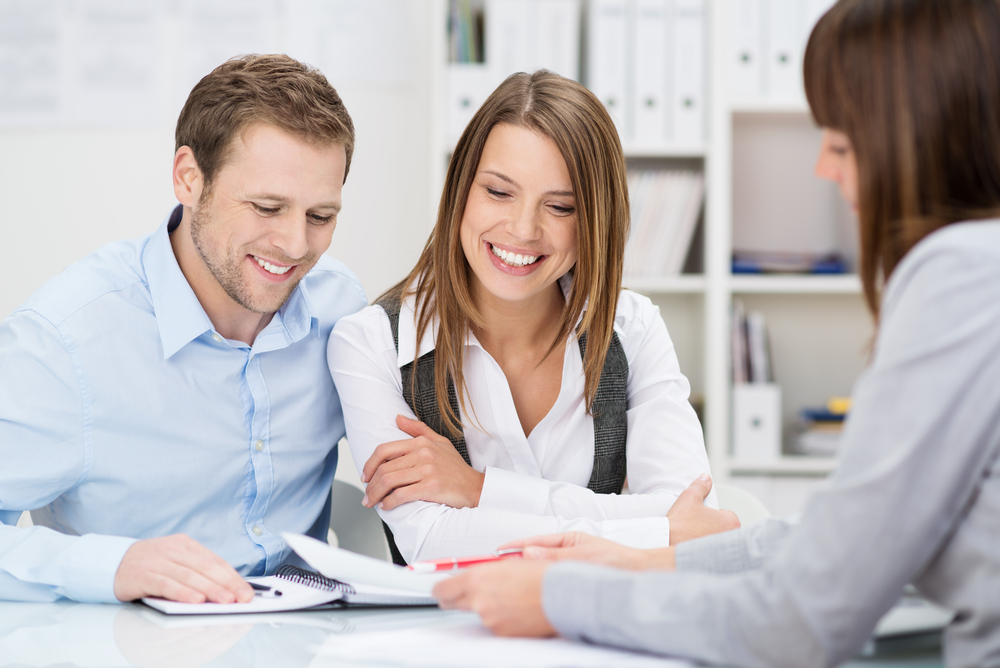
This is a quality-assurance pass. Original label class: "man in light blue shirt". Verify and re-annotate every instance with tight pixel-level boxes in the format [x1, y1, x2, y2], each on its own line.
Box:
[0, 54, 367, 605]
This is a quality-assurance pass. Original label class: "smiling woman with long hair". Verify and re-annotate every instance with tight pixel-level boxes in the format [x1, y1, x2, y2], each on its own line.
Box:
[433, 2, 1000, 666]
[327, 71, 735, 566]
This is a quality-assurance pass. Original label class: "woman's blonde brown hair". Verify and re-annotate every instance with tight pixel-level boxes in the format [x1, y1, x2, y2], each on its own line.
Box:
[804, 0, 1000, 315]
[384, 70, 629, 437]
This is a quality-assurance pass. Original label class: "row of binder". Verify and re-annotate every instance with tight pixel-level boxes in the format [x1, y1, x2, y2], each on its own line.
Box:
[624, 169, 704, 276]
[729, 0, 837, 103]
[446, 0, 581, 142]
[587, 0, 705, 148]
[446, 0, 705, 149]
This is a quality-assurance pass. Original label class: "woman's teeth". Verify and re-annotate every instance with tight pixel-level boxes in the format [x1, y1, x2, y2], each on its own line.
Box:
[490, 244, 539, 267]
[255, 256, 292, 275]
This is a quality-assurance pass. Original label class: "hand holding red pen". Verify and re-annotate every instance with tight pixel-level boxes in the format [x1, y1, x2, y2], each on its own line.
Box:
[407, 548, 523, 573]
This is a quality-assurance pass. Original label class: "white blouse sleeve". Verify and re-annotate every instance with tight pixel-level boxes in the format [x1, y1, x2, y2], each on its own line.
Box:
[327, 304, 686, 562]
[477, 291, 717, 525]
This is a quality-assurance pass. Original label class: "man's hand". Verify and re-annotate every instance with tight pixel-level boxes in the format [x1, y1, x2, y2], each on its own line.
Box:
[666, 474, 740, 545]
[113, 534, 253, 604]
[501, 532, 675, 571]
[361, 415, 485, 511]
[434, 560, 556, 637]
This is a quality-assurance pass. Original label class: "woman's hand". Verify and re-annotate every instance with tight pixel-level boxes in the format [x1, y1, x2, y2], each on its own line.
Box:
[361, 415, 485, 510]
[502, 532, 675, 571]
[496, 475, 739, 570]
[665, 474, 741, 545]
[434, 560, 556, 637]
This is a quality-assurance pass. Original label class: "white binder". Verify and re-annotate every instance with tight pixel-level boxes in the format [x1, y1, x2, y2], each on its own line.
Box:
[485, 0, 532, 77]
[535, 0, 582, 80]
[587, 0, 630, 140]
[767, 0, 806, 99]
[730, 0, 762, 102]
[672, 0, 704, 145]
[486, 0, 581, 82]
[632, 0, 671, 145]
[446, 63, 493, 143]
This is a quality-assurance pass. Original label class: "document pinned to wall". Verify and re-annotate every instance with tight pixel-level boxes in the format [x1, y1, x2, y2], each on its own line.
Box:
[0, 0, 167, 128]
[0, 0, 63, 126]
[285, 0, 415, 87]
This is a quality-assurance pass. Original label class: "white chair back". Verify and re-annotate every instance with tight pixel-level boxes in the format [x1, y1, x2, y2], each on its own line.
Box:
[328, 479, 391, 561]
[714, 482, 772, 527]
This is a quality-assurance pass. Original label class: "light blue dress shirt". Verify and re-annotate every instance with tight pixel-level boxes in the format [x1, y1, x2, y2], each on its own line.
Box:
[0, 206, 367, 603]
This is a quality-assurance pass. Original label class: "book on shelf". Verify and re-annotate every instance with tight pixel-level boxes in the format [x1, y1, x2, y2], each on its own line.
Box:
[625, 168, 704, 276]
[731, 299, 773, 384]
[732, 250, 847, 274]
[448, 0, 485, 64]
[792, 397, 851, 457]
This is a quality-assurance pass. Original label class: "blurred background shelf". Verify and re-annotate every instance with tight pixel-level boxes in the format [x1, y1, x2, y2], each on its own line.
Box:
[624, 274, 706, 294]
[728, 455, 838, 476]
[730, 274, 862, 294]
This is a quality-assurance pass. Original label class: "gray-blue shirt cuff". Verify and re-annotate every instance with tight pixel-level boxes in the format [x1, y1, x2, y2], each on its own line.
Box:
[542, 561, 617, 642]
[675, 517, 795, 575]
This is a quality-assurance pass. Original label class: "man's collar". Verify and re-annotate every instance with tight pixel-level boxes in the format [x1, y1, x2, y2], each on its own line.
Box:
[144, 205, 316, 359]
[145, 206, 214, 359]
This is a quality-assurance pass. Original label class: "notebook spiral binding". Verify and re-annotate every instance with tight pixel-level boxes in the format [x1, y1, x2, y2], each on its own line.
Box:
[275, 564, 356, 595]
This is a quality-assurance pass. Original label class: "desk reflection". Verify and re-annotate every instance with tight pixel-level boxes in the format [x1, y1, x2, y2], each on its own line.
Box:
[0, 600, 467, 667]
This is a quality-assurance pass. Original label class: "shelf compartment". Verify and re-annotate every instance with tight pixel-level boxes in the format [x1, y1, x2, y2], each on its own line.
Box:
[727, 455, 837, 476]
[730, 274, 861, 294]
[731, 101, 811, 114]
[624, 274, 706, 294]
[622, 144, 707, 159]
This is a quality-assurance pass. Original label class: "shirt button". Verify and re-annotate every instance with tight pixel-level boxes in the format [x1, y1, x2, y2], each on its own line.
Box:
[212, 333, 222, 343]
[255, 440, 264, 451]
[252, 525, 263, 536]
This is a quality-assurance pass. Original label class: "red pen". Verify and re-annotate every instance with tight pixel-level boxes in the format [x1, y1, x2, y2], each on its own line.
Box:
[406, 548, 523, 573]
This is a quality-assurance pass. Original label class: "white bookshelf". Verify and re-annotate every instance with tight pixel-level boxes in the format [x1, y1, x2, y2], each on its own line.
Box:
[432, 0, 868, 509]
[730, 274, 861, 294]
[728, 455, 837, 476]
[624, 274, 706, 293]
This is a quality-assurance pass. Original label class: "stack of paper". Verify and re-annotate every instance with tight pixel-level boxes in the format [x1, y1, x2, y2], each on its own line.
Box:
[625, 169, 704, 276]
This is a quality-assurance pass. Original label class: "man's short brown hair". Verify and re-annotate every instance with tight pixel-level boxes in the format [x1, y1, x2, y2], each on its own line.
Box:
[175, 54, 354, 190]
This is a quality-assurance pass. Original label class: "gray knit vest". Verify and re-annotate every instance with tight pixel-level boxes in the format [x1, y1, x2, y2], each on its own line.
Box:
[374, 294, 628, 565]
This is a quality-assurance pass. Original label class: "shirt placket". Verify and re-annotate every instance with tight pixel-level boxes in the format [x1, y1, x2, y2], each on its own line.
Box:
[242, 349, 279, 573]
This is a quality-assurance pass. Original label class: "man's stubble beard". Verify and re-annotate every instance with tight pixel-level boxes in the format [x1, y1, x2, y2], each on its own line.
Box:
[189, 199, 310, 315]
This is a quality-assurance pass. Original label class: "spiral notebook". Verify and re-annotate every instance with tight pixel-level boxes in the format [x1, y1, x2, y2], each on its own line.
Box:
[142, 533, 447, 614]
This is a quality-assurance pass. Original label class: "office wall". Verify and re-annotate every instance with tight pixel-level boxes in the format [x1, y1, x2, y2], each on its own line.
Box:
[0, 1, 436, 320]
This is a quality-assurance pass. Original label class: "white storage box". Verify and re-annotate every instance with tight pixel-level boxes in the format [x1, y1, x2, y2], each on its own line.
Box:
[732, 383, 782, 462]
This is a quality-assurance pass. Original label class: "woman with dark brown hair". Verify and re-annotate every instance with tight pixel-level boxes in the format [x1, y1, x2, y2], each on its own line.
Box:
[328, 71, 731, 566]
[434, 1, 1000, 666]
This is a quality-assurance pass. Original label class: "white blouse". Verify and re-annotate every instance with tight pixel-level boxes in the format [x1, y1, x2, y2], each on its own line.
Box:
[326, 281, 716, 562]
